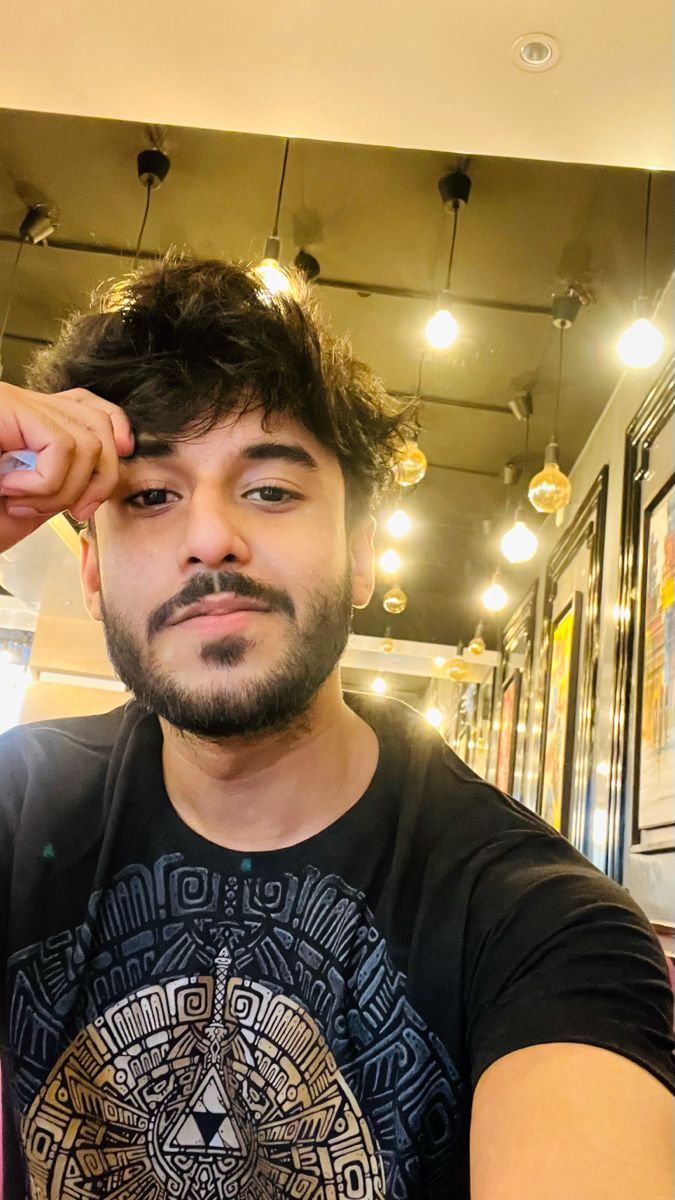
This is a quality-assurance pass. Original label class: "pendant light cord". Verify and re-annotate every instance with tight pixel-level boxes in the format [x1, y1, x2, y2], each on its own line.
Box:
[271, 138, 290, 238]
[641, 172, 652, 297]
[445, 203, 460, 292]
[132, 181, 153, 270]
[552, 324, 564, 442]
[0, 239, 24, 349]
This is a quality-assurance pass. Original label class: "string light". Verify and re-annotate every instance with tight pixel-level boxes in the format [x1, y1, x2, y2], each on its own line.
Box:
[381, 637, 395, 654]
[433, 655, 446, 668]
[617, 174, 665, 369]
[379, 548, 401, 574]
[445, 643, 468, 682]
[371, 675, 387, 695]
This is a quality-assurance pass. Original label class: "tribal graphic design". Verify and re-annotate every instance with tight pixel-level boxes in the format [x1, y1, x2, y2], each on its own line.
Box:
[9, 859, 465, 1196]
[21, 944, 384, 1198]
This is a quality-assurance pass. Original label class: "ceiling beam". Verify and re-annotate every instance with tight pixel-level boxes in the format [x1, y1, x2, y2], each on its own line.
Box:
[0, 232, 551, 317]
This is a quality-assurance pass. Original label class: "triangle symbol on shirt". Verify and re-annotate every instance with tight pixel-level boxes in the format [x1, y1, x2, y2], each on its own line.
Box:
[164, 1067, 247, 1157]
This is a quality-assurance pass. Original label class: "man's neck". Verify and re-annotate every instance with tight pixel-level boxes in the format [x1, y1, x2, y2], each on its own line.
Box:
[158, 674, 379, 852]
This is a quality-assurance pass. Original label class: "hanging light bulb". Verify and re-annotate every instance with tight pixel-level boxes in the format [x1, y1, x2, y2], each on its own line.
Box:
[425, 292, 459, 350]
[425, 705, 444, 728]
[383, 586, 407, 614]
[617, 173, 665, 369]
[387, 508, 411, 538]
[482, 573, 508, 612]
[371, 675, 388, 695]
[379, 548, 401, 574]
[500, 503, 539, 562]
[528, 442, 572, 513]
[617, 302, 664, 368]
[381, 637, 395, 654]
[425, 170, 471, 352]
[433, 655, 446, 668]
[255, 139, 293, 297]
[255, 238, 292, 296]
[445, 644, 468, 683]
[528, 320, 573, 515]
[394, 443, 427, 488]
[468, 622, 486, 655]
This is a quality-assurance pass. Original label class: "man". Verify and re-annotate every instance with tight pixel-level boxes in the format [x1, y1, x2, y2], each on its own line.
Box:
[0, 256, 673, 1199]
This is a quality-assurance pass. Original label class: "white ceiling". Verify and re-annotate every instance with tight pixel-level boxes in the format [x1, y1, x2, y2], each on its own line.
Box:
[1, 0, 672, 171]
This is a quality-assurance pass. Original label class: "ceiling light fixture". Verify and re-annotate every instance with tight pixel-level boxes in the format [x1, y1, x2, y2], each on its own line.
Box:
[468, 622, 486, 655]
[0, 204, 57, 379]
[379, 548, 401, 574]
[383, 586, 407, 614]
[528, 296, 576, 514]
[387, 508, 411, 538]
[482, 571, 508, 613]
[425, 705, 444, 729]
[425, 168, 471, 350]
[617, 173, 665, 368]
[512, 33, 561, 72]
[501, 503, 539, 563]
[256, 138, 293, 296]
[445, 643, 469, 683]
[132, 146, 170, 270]
[394, 442, 428, 488]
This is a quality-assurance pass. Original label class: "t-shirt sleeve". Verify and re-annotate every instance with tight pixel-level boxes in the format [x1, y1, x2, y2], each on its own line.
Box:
[463, 826, 675, 1096]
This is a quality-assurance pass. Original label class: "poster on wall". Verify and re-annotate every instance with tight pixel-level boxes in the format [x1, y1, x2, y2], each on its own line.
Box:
[635, 475, 675, 846]
[540, 592, 583, 833]
[495, 670, 521, 793]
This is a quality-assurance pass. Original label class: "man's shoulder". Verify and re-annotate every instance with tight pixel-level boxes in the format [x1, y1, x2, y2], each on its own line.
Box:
[0, 701, 130, 766]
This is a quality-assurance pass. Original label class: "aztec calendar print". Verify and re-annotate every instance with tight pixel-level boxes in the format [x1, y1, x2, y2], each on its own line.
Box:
[10, 858, 465, 1196]
[21, 946, 384, 1198]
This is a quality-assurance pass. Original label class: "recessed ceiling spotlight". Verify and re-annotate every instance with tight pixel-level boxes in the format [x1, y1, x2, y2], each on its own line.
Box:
[512, 33, 560, 72]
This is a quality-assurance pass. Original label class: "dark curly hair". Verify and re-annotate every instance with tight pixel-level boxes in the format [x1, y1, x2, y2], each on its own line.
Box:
[26, 253, 418, 520]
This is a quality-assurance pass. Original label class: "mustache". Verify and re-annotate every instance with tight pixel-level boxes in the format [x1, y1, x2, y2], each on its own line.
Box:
[148, 571, 296, 637]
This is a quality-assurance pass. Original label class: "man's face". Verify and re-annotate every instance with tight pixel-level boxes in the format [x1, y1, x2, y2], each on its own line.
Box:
[80, 407, 375, 738]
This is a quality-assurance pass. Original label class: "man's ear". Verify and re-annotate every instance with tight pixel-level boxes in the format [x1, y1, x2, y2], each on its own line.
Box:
[79, 526, 103, 622]
[350, 514, 376, 610]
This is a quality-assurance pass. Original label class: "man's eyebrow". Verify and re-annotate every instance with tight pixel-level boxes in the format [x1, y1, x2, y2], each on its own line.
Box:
[242, 442, 319, 471]
[121, 437, 176, 463]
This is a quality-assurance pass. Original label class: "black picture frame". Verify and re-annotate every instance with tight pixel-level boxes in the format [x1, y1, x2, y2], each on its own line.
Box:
[539, 591, 584, 836]
[534, 467, 608, 849]
[608, 360, 675, 879]
[631, 473, 675, 852]
[495, 668, 522, 794]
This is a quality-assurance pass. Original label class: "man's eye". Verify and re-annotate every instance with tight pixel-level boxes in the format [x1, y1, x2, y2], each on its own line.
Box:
[125, 488, 175, 508]
[245, 486, 299, 503]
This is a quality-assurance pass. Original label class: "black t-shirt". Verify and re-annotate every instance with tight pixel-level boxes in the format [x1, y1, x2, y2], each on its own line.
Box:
[1, 693, 674, 1198]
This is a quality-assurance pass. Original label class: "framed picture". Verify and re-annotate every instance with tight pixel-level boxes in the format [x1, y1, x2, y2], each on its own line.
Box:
[632, 474, 675, 849]
[534, 467, 608, 850]
[491, 581, 538, 801]
[495, 670, 521, 793]
[609, 362, 674, 875]
[540, 592, 584, 834]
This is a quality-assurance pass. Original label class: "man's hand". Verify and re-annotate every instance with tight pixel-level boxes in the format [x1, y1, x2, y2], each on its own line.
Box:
[0, 381, 134, 553]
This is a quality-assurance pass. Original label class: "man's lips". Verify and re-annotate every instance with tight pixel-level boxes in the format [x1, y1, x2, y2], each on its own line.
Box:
[168, 595, 271, 626]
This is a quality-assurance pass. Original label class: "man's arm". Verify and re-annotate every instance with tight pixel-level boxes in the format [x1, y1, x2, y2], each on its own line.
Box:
[470, 1041, 674, 1199]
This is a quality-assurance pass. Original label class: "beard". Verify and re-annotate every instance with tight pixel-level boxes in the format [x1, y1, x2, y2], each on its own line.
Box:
[98, 567, 354, 740]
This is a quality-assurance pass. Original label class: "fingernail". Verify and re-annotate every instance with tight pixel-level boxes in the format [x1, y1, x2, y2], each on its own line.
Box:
[77, 503, 98, 521]
[7, 505, 39, 517]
